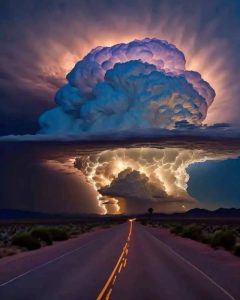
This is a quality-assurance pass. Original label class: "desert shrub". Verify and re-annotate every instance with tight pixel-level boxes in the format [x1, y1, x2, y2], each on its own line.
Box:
[199, 232, 212, 244]
[160, 223, 168, 229]
[70, 229, 81, 236]
[31, 227, 52, 245]
[80, 225, 90, 232]
[85, 224, 95, 231]
[234, 244, 240, 256]
[165, 223, 174, 229]
[12, 232, 41, 250]
[67, 225, 86, 236]
[47, 227, 69, 241]
[181, 224, 203, 241]
[170, 225, 183, 235]
[0, 231, 10, 246]
[0, 248, 17, 258]
[211, 230, 222, 248]
[101, 223, 111, 229]
[61, 226, 73, 234]
[139, 220, 147, 226]
[211, 230, 236, 250]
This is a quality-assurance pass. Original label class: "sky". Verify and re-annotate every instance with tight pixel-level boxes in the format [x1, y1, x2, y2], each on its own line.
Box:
[1, 0, 240, 135]
[188, 159, 240, 210]
[0, 0, 240, 214]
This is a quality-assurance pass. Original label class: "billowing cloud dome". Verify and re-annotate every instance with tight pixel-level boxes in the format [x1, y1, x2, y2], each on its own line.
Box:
[39, 38, 215, 135]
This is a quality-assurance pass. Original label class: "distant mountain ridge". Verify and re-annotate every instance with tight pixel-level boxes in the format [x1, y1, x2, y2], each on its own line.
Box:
[0, 208, 240, 220]
[0, 209, 57, 220]
[149, 207, 240, 218]
[0, 209, 99, 220]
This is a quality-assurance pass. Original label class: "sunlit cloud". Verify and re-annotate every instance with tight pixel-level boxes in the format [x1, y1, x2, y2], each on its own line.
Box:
[74, 146, 240, 214]
[1, 0, 238, 137]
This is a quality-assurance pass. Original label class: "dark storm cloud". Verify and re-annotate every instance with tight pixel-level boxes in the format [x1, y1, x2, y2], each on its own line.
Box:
[100, 168, 195, 214]
[0, 138, 240, 214]
[0, 143, 101, 214]
[1, 124, 240, 142]
[1, 1, 240, 214]
[1, 0, 240, 135]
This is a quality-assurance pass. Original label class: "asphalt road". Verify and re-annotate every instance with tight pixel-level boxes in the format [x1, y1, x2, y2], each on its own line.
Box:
[0, 221, 239, 300]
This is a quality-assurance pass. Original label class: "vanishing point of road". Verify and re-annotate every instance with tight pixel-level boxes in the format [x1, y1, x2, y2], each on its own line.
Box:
[0, 220, 239, 300]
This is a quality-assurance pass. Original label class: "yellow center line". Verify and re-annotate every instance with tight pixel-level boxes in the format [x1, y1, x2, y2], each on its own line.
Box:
[118, 262, 123, 273]
[105, 288, 112, 300]
[123, 258, 127, 268]
[96, 219, 134, 300]
[112, 275, 117, 285]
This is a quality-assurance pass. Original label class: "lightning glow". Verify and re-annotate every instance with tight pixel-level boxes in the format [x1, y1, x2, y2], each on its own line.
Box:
[74, 148, 209, 213]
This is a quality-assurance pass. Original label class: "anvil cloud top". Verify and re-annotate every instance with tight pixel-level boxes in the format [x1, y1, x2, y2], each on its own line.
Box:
[39, 38, 215, 136]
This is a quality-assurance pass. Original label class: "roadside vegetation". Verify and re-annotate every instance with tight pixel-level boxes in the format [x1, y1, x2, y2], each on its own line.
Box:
[0, 219, 124, 258]
[139, 220, 240, 257]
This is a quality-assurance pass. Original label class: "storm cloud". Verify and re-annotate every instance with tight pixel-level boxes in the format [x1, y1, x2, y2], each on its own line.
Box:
[1, 1, 240, 214]
[39, 38, 215, 135]
[1, 138, 240, 214]
[75, 145, 240, 214]
[1, 0, 240, 135]
[100, 168, 196, 214]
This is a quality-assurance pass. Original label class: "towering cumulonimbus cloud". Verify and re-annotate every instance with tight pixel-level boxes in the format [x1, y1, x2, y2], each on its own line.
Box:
[39, 38, 215, 135]
[75, 146, 240, 214]
[75, 147, 206, 214]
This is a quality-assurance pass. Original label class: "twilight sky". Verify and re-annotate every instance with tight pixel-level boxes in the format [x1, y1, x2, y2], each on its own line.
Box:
[188, 159, 240, 210]
[1, 0, 240, 135]
[0, 0, 240, 213]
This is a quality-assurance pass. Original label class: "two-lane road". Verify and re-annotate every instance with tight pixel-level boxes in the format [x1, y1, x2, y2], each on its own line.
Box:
[0, 224, 127, 300]
[0, 221, 239, 300]
[111, 222, 238, 300]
